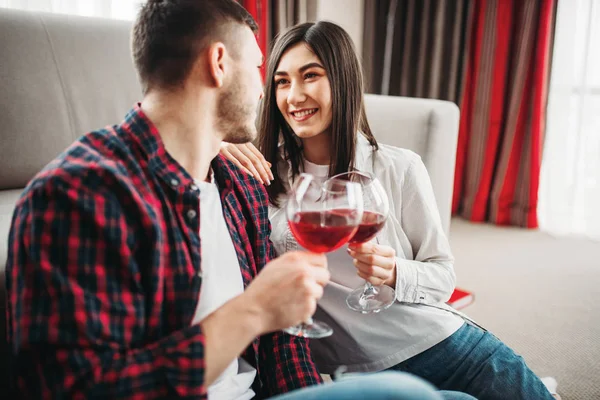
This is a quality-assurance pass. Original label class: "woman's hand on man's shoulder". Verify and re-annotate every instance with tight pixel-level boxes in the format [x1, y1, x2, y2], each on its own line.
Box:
[220, 142, 274, 185]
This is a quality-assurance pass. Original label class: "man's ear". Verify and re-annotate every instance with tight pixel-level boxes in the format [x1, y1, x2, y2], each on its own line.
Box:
[207, 42, 228, 88]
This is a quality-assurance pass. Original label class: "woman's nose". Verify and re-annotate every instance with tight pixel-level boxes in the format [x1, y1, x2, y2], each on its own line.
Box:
[287, 82, 307, 105]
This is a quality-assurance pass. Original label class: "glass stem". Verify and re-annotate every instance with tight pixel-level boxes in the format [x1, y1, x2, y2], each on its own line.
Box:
[362, 281, 376, 298]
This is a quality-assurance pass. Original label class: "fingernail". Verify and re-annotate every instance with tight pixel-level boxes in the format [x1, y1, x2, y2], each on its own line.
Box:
[266, 179, 271, 186]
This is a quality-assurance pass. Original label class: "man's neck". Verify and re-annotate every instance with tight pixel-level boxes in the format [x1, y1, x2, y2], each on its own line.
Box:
[141, 89, 221, 182]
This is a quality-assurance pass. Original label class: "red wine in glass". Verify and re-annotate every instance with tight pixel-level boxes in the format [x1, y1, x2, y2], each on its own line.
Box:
[349, 211, 386, 244]
[284, 174, 363, 338]
[289, 210, 360, 253]
[327, 171, 396, 314]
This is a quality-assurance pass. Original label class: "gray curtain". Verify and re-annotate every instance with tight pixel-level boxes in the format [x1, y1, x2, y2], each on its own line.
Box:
[271, 0, 318, 39]
[363, 0, 473, 104]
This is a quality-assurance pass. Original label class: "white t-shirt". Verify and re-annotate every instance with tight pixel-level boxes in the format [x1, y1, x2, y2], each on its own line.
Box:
[269, 137, 464, 373]
[191, 176, 256, 400]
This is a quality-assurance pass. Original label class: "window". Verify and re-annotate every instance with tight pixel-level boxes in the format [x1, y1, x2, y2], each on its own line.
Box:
[539, 0, 600, 240]
[0, 0, 145, 20]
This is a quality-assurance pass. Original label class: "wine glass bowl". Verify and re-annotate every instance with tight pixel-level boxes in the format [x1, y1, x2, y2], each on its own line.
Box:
[288, 210, 360, 253]
[348, 210, 387, 244]
[284, 173, 364, 337]
[328, 171, 396, 314]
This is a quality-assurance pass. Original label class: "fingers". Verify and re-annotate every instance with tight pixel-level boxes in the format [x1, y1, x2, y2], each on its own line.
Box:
[357, 270, 387, 286]
[309, 265, 331, 287]
[220, 143, 273, 185]
[239, 144, 271, 185]
[245, 143, 274, 181]
[285, 251, 330, 286]
[307, 281, 325, 301]
[248, 145, 273, 172]
[348, 245, 396, 286]
[347, 250, 395, 271]
[348, 242, 395, 257]
[227, 145, 265, 184]
[353, 260, 391, 280]
[285, 251, 327, 268]
[220, 148, 254, 176]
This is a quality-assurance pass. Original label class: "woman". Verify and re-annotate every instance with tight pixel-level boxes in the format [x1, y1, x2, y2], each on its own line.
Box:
[222, 21, 558, 400]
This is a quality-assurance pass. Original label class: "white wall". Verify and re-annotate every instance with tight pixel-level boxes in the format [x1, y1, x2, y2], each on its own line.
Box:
[315, 0, 364, 55]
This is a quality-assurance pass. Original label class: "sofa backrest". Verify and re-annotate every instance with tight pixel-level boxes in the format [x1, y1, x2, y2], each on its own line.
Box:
[363, 93, 459, 235]
[0, 8, 142, 191]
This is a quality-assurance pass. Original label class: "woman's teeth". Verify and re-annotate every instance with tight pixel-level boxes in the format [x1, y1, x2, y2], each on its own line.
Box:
[293, 109, 317, 117]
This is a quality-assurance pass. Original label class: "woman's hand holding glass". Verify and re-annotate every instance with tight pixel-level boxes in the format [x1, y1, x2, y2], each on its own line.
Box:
[348, 242, 397, 287]
[328, 171, 396, 314]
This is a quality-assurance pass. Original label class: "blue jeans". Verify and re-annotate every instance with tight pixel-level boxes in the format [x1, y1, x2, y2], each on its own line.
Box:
[270, 371, 475, 400]
[388, 323, 554, 400]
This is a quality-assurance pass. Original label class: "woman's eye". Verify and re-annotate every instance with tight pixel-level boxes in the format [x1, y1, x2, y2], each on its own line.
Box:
[275, 79, 289, 86]
[304, 73, 317, 79]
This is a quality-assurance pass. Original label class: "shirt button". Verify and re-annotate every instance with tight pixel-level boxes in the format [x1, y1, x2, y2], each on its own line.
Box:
[187, 209, 197, 220]
[170, 178, 179, 187]
[190, 184, 199, 191]
[197, 270, 203, 278]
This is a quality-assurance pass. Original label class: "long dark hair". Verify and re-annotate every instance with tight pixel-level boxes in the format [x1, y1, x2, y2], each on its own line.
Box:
[258, 21, 378, 206]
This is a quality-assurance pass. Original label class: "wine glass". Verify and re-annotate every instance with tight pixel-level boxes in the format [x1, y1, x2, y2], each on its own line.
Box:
[285, 173, 364, 338]
[329, 171, 396, 314]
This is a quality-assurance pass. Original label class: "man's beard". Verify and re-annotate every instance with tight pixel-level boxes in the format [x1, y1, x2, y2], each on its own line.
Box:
[216, 78, 257, 144]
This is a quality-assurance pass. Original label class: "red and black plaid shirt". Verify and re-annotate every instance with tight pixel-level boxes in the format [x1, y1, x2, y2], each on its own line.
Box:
[5, 105, 322, 399]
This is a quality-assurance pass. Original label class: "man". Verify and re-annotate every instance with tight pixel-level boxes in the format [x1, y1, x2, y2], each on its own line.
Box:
[5, 1, 446, 399]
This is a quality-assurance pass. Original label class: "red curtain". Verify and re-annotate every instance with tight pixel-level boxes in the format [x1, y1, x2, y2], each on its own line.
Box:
[239, 0, 270, 79]
[452, 0, 556, 228]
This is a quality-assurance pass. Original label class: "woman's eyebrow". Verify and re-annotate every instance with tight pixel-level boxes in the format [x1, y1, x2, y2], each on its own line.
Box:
[274, 62, 325, 76]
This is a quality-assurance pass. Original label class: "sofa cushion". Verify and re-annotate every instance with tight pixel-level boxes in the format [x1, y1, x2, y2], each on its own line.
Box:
[0, 189, 22, 393]
[0, 9, 141, 190]
[0, 189, 22, 303]
[364, 94, 459, 234]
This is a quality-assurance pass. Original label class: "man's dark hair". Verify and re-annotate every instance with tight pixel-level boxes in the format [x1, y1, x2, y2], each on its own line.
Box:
[132, 0, 258, 94]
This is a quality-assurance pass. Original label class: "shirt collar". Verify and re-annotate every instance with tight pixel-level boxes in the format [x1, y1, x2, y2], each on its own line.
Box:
[120, 103, 233, 193]
[280, 132, 374, 187]
[354, 133, 374, 173]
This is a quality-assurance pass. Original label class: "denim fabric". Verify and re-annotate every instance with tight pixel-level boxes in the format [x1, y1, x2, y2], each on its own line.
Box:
[271, 371, 466, 400]
[439, 391, 479, 400]
[388, 323, 554, 400]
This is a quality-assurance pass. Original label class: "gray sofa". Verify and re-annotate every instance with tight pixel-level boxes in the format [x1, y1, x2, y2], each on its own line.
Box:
[0, 8, 459, 388]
